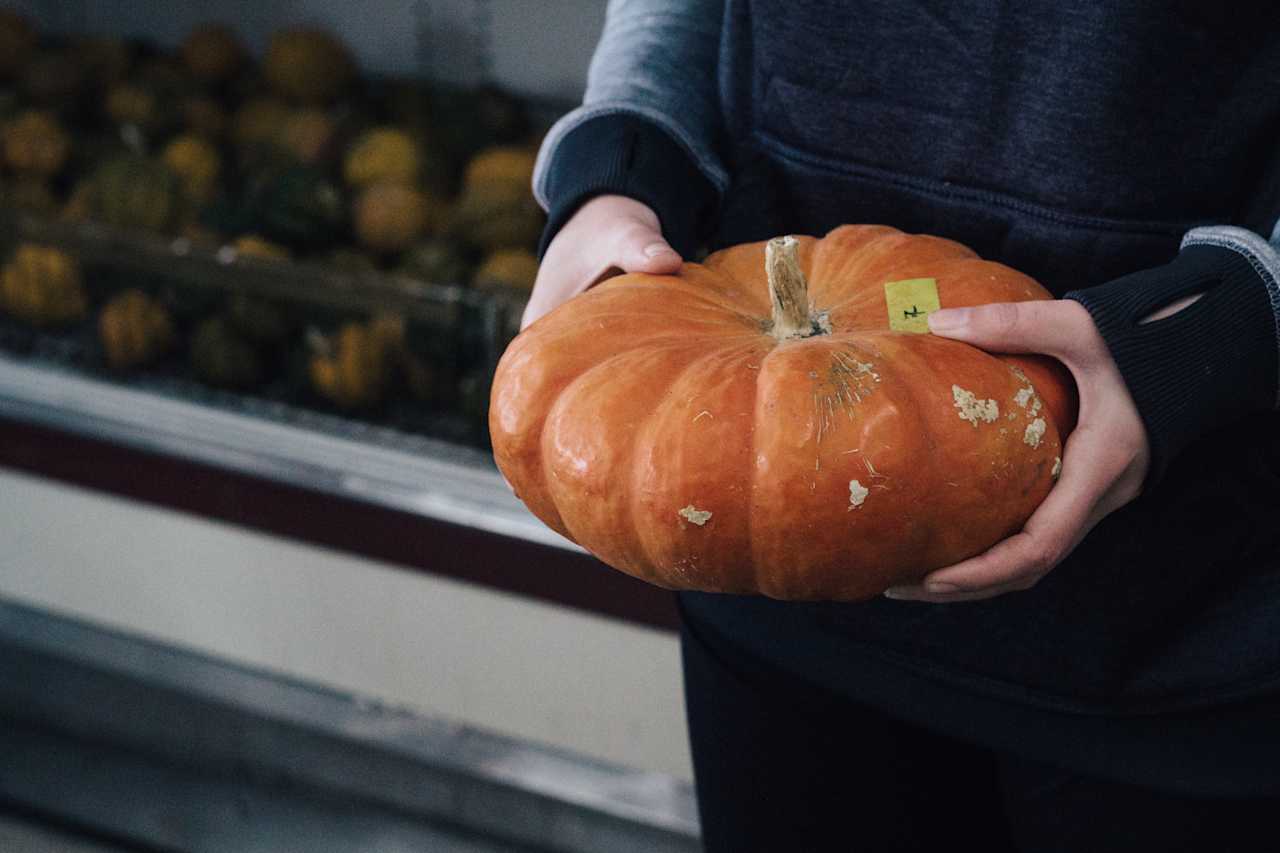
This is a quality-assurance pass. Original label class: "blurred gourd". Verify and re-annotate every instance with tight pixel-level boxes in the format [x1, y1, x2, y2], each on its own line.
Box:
[0, 245, 88, 328]
[343, 127, 420, 188]
[243, 165, 345, 251]
[230, 234, 290, 262]
[232, 97, 292, 154]
[353, 182, 433, 254]
[472, 248, 539, 293]
[104, 82, 159, 129]
[181, 23, 244, 84]
[21, 50, 86, 107]
[98, 289, 175, 370]
[0, 11, 36, 80]
[190, 316, 262, 389]
[72, 36, 133, 89]
[448, 146, 544, 252]
[3, 111, 70, 177]
[308, 314, 403, 408]
[263, 29, 355, 104]
[398, 238, 473, 286]
[225, 293, 291, 346]
[162, 134, 221, 207]
[90, 154, 182, 233]
[4, 177, 58, 215]
[183, 95, 229, 139]
[276, 108, 338, 166]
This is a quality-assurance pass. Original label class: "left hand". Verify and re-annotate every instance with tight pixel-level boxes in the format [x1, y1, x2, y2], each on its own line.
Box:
[884, 299, 1151, 603]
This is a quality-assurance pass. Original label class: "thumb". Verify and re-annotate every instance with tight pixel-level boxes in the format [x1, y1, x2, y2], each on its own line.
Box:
[927, 301, 1076, 355]
[617, 227, 683, 275]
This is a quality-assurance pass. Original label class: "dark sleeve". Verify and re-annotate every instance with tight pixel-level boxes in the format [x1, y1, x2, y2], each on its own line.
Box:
[536, 113, 720, 260]
[1064, 226, 1280, 485]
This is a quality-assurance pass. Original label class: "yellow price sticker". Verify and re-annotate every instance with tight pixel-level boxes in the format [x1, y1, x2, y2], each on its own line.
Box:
[884, 278, 941, 333]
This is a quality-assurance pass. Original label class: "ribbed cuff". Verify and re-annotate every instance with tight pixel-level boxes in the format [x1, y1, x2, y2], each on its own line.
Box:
[1065, 232, 1280, 485]
[536, 113, 719, 260]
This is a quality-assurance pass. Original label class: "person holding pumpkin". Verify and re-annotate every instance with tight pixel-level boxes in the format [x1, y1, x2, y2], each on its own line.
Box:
[522, 2, 1280, 850]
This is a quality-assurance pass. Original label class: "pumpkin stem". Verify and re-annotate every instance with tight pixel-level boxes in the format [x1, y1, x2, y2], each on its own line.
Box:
[766, 236, 817, 340]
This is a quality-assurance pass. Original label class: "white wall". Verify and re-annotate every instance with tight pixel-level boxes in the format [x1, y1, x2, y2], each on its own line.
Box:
[0, 469, 693, 781]
[8, 0, 604, 101]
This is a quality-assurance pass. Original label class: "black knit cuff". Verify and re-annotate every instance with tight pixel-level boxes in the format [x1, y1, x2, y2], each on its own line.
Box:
[536, 114, 719, 260]
[1065, 236, 1280, 485]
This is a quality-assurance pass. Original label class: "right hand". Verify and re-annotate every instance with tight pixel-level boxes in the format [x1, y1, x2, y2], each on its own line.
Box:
[521, 194, 684, 331]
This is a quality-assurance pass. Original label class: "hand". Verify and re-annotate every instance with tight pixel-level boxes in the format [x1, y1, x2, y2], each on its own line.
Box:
[520, 194, 683, 330]
[884, 299, 1151, 603]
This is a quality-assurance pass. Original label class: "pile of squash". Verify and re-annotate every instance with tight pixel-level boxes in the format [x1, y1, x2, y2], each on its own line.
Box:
[0, 16, 544, 287]
[0, 14, 545, 423]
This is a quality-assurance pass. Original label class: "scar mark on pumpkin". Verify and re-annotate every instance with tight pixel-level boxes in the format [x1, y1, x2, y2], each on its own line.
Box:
[847, 479, 869, 509]
[952, 385, 999, 426]
[678, 505, 712, 526]
[692, 410, 713, 423]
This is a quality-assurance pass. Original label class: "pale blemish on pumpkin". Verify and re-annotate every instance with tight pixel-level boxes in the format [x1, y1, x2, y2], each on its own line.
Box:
[692, 410, 713, 423]
[952, 385, 999, 426]
[1014, 387, 1034, 409]
[1024, 418, 1047, 448]
[847, 479, 869, 510]
[1052, 456, 1062, 478]
[679, 505, 712, 526]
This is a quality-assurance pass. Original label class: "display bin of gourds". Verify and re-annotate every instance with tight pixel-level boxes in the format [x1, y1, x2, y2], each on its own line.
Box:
[0, 212, 504, 448]
[0, 12, 552, 449]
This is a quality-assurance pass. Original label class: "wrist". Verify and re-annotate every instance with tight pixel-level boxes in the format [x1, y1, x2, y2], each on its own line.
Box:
[536, 113, 719, 260]
[1065, 234, 1280, 485]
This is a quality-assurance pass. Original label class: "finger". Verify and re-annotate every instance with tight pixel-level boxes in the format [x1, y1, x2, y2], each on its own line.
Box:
[884, 575, 1041, 603]
[613, 222, 682, 274]
[910, 433, 1106, 594]
[927, 299, 1095, 362]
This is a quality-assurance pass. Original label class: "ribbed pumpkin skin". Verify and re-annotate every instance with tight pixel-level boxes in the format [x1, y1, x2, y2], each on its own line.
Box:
[490, 225, 1077, 601]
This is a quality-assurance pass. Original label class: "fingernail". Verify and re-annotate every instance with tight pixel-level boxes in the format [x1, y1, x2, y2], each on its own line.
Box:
[927, 308, 967, 332]
[925, 582, 959, 594]
[643, 242, 674, 258]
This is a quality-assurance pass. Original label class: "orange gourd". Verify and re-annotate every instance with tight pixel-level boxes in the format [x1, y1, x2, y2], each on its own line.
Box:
[489, 225, 1077, 600]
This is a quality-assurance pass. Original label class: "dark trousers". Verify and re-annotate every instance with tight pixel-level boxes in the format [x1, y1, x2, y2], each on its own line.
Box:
[679, 611, 1279, 853]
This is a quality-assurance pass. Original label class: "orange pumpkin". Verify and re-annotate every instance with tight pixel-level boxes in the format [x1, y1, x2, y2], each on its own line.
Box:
[489, 225, 1077, 601]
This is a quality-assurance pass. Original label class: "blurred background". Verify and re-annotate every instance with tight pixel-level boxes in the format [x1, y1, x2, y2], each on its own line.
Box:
[0, 3, 699, 851]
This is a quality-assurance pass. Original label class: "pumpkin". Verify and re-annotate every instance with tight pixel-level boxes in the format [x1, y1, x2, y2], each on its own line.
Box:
[161, 134, 221, 207]
[448, 147, 543, 251]
[275, 108, 338, 166]
[343, 127, 421, 188]
[263, 28, 354, 104]
[232, 97, 292, 153]
[225, 294, 290, 345]
[230, 234, 290, 262]
[3, 111, 70, 177]
[98, 289, 175, 370]
[183, 95, 229, 139]
[447, 184, 544, 253]
[4, 177, 57, 215]
[90, 155, 182, 233]
[1, 245, 87, 328]
[21, 51, 86, 106]
[71, 36, 132, 88]
[190, 316, 262, 389]
[0, 11, 36, 80]
[309, 315, 402, 408]
[243, 165, 345, 251]
[490, 226, 1078, 601]
[181, 24, 243, 84]
[397, 238, 473, 286]
[352, 181, 433, 254]
[462, 146, 536, 189]
[104, 82, 159, 129]
[472, 248, 538, 293]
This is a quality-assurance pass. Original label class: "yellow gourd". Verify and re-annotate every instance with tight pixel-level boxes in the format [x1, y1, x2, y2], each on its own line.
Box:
[1, 245, 88, 328]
